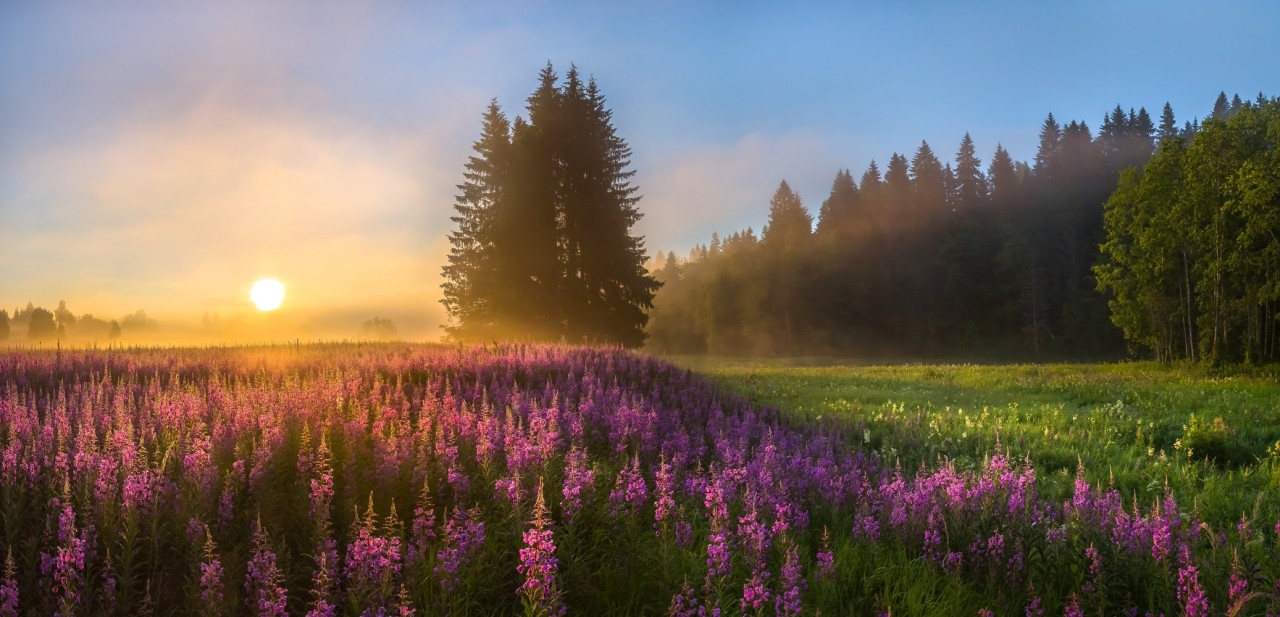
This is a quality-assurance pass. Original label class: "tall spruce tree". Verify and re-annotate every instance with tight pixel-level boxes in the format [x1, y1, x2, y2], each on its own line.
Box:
[441, 100, 511, 340]
[815, 169, 860, 238]
[952, 133, 987, 211]
[441, 63, 658, 346]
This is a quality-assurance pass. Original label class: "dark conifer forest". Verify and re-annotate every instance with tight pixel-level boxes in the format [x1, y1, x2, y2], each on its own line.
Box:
[646, 92, 1280, 362]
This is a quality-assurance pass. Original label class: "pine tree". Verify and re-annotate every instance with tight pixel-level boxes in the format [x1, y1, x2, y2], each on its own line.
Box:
[952, 133, 987, 211]
[1211, 91, 1230, 120]
[815, 169, 859, 238]
[441, 100, 511, 340]
[0, 309, 8, 341]
[762, 181, 812, 250]
[1033, 113, 1062, 180]
[1158, 102, 1178, 143]
[441, 63, 658, 346]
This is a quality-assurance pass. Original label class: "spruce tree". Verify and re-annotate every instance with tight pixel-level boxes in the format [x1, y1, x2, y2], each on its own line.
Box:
[952, 133, 987, 211]
[1159, 102, 1178, 143]
[441, 63, 658, 346]
[815, 169, 859, 238]
[441, 100, 511, 340]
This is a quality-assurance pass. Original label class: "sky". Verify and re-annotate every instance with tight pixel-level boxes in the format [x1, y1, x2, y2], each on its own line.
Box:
[2, 1, 1278, 340]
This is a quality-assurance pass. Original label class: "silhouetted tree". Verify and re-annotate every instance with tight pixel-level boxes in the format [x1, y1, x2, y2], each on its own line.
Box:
[442, 63, 658, 347]
[362, 317, 398, 340]
[27, 308, 56, 341]
[442, 100, 511, 341]
[0, 309, 9, 340]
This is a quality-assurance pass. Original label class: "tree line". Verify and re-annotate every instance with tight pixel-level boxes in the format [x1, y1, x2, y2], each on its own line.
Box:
[647, 92, 1272, 359]
[1097, 94, 1280, 364]
[0, 301, 158, 343]
[441, 63, 658, 347]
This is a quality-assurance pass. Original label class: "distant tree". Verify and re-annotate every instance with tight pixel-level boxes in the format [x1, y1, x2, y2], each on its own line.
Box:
[909, 141, 947, 215]
[952, 133, 987, 211]
[761, 180, 812, 251]
[815, 169, 859, 238]
[78, 314, 112, 339]
[27, 308, 56, 341]
[108, 320, 121, 339]
[363, 317, 398, 340]
[1211, 91, 1230, 120]
[1158, 102, 1178, 143]
[1033, 113, 1062, 179]
[121, 310, 157, 333]
[0, 309, 9, 340]
[54, 300, 75, 333]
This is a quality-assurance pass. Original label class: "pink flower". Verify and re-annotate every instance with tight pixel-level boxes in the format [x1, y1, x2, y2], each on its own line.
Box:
[740, 568, 770, 613]
[518, 478, 564, 616]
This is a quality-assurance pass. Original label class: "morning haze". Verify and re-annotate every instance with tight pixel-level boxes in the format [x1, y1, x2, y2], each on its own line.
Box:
[1, 1, 1277, 347]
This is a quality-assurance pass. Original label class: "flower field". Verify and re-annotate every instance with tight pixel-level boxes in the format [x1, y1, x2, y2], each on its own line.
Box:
[1, 345, 1278, 615]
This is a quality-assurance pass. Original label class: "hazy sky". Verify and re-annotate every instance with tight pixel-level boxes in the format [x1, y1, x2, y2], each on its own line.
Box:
[2, 1, 1278, 338]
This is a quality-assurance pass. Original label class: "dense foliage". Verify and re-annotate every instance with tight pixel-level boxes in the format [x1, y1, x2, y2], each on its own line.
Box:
[649, 93, 1272, 360]
[442, 64, 659, 347]
[1097, 97, 1280, 364]
[2, 344, 1279, 615]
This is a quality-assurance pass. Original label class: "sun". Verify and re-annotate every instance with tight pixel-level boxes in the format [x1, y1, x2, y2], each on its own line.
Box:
[250, 278, 285, 311]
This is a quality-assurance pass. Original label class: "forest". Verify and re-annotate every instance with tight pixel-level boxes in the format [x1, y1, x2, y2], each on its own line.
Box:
[646, 92, 1279, 363]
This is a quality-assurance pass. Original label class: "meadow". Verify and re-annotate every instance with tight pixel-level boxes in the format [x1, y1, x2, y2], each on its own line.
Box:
[0, 345, 1278, 616]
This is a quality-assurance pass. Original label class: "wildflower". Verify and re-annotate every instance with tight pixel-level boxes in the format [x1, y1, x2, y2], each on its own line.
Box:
[40, 505, 85, 617]
[198, 530, 224, 616]
[1, 548, 18, 617]
[667, 580, 700, 617]
[1064, 594, 1083, 617]
[706, 528, 732, 578]
[774, 544, 804, 617]
[739, 568, 770, 613]
[518, 478, 564, 616]
[345, 497, 402, 612]
[1024, 594, 1043, 617]
[1177, 561, 1208, 617]
[435, 506, 485, 593]
[561, 446, 594, 521]
[245, 517, 288, 617]
[816, 528, 835, 581]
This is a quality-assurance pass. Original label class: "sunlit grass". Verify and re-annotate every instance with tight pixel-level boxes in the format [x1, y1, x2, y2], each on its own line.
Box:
[677, 357, 1280, 530]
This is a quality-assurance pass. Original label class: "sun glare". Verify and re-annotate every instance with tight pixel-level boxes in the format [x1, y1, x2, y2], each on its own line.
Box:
[250, 278, 285, 311]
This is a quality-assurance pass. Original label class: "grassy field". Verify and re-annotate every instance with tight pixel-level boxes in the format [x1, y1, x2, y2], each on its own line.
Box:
[678, 358, 1280, 532]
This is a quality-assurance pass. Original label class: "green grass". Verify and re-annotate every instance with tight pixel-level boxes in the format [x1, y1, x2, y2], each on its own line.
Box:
[674, 357, 1280, 530]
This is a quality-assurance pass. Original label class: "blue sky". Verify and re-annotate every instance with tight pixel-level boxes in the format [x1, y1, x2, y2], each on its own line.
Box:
[2, 1, 1278, 337]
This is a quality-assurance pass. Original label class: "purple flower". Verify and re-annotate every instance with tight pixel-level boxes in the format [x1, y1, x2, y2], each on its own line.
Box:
[518, 478, 564, 616]
[1, 548, 18, 617]
[344, 499, 403, 612]
[561, 445, 595, 521]
[198, 530, 224, 616]
[1024, 594, 1043, 617]
[435, 506, 485, 593]
[706, 528, 732, 578]
[245, 518, 288, 617]
[739, 568, 770, 613]
[39, 505, 85, 617]
[1177, 561, 1208, 617]
[608, 454, 648, 516]
[816, 526, 835, 581]
[774, 544, 804, 617]
[1064, 594, 1083, 617]
[667, 581, 700, 617]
